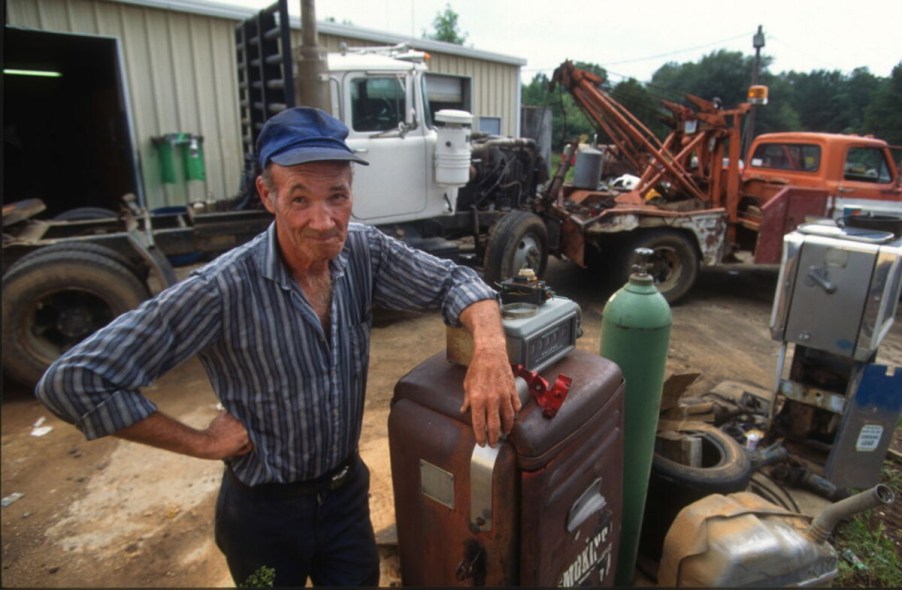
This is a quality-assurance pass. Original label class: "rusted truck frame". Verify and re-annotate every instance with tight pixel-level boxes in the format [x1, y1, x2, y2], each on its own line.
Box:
[1, 196, 272, 386]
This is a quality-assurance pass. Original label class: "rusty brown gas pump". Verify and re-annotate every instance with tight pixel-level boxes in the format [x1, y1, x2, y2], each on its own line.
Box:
[388, 272, 625, 585]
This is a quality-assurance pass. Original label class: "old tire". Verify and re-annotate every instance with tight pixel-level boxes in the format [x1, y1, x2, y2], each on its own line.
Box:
[8, 242, 149, 283]
[617, 229, 698, 304]
[639, 422, 751, 566]
[2, 247, 151, 386]
[53, 207, 118, 221]
[483, 210, 548, 285]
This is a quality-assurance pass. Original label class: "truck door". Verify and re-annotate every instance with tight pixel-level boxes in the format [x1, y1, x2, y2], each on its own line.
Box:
[343, 73, 429, 223]
[835, 145, 901, 214]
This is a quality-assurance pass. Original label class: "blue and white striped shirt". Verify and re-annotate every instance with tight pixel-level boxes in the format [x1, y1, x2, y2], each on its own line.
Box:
[36, 222, 496, 485]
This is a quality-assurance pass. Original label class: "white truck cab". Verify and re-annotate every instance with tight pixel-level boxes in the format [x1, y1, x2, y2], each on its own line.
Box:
[326, 46, 472, 225]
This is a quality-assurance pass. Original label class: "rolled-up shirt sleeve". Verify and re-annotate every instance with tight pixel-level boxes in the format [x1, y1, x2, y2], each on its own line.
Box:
[35, 272, 223, 440]
[364, 225, 498, 326]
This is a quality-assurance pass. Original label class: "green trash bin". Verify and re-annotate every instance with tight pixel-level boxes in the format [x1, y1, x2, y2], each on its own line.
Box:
[152, 133, 206, 184]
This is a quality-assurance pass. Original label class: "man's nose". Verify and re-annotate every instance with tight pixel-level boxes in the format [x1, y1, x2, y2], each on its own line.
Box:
[308, 202, 336, 230]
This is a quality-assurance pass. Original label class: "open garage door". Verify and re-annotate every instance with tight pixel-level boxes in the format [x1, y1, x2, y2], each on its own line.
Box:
[3, 27, 139, 217]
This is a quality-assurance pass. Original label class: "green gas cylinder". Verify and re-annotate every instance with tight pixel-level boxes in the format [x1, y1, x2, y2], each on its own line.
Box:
[601, 247, 672, 586]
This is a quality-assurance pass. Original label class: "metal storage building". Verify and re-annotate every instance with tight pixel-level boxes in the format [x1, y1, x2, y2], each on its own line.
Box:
[5, 0, 526, 213]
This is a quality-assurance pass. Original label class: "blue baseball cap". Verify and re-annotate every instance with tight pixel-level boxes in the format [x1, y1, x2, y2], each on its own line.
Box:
[256, 107, 369, 168]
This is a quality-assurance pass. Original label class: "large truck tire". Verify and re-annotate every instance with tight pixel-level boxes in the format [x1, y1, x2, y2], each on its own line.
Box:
[639, 422, 751, 571]
[616, 229, 698, 304]
[52, 207, 118, 221]
[483, 210, 548, 285]
[7, 241, 149, 283]
[2, 246, 151, 387]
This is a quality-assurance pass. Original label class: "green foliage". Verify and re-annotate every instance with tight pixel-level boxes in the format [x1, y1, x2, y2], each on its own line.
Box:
[834, 456, 902, 588]
[752, 73, 802, 135]
[240, 565, 276, 588]
[523, 51, 901, 155]
[865, 62, 902, 145]
[650, 49, 761, 108]
[522, 62, 613, 149]
[610, 78, 668, 139]
[423, 3, 467, 45]
[834, 511, 902, 587]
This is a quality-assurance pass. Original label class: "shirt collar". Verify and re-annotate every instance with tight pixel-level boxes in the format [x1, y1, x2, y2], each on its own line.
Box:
[257, 222, 349, 288]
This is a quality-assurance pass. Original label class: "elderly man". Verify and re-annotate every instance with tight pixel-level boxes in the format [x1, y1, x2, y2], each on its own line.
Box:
[36, 107, 520, 587]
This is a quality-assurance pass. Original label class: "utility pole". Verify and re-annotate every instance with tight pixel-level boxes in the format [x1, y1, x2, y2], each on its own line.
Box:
[295, 0, 332, 111]
[742, 25, 765, 160]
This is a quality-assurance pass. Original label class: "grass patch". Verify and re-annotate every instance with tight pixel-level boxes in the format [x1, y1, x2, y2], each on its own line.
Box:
[833, 461, 902, 588]
[240, 565, 276, 588]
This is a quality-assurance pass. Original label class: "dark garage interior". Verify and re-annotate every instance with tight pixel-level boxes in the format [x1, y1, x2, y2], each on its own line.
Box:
[3, 27, 138, 218]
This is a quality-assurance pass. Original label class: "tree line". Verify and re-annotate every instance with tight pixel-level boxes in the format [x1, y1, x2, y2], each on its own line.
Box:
[522, 51, 902, 151]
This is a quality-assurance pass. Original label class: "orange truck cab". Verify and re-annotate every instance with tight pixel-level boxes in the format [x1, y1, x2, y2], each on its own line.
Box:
[737, 132, 902, 262]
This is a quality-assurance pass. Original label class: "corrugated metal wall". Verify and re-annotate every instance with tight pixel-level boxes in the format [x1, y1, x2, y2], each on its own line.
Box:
[7, 0, 522, 209]
[7, 0, 243, 209]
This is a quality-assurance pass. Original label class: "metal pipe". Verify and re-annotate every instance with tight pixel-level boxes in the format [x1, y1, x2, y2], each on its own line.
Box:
[296, 0, 332, 110]
[806, 484, 895, 544]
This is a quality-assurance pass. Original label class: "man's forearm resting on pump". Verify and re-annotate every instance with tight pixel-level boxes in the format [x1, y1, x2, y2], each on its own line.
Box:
[458, 299, 521, 447]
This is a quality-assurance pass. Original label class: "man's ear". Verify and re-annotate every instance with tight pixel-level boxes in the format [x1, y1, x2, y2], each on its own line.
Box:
[256, 176, 276, 214]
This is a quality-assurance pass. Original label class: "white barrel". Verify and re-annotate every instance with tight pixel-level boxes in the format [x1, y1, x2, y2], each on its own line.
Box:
[434, 109, 473, 186]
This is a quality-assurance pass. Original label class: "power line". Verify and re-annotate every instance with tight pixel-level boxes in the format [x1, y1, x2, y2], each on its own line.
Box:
[522, 30, 755, 76]
[599, 31, 753, 67]
[766, 33, 843, 73]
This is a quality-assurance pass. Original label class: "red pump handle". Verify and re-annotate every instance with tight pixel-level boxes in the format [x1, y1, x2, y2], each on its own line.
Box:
[511, 364, 573, 418]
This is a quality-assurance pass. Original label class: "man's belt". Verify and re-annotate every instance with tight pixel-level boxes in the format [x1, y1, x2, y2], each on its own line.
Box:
[225, 452, 358, 499]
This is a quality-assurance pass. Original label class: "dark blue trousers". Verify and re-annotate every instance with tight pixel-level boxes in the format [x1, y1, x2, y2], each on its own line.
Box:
[214, 457, 380, 587]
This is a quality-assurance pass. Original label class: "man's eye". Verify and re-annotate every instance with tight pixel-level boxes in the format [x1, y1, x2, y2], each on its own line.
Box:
[292, 197, 307, 205]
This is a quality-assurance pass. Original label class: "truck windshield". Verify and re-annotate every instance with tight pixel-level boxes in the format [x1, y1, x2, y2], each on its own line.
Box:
[749, 143, 821, 172]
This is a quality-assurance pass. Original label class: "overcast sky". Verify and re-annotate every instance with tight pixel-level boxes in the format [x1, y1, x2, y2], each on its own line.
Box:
[222, 0, 901, 84]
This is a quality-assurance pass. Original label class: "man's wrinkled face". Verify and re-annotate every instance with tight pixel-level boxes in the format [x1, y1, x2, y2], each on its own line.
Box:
[257, 161, 353, 267]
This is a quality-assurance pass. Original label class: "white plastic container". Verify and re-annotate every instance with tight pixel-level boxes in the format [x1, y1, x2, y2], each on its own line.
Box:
[434, 109, 473, 186]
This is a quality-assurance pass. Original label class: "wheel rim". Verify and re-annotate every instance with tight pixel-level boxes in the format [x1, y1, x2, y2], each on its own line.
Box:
[656, 430, 727, 469]
[27, 290, 115, 357]
[645, 246, 682, 291]
[512, 233, 542, 274]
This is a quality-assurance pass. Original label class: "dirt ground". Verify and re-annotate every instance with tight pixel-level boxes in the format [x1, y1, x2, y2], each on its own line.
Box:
[2, 257, 901, 587]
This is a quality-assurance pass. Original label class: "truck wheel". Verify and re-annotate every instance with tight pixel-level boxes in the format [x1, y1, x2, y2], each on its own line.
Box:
[8, 242, 149, 283]
[619, 229, 698, 303]
[53, 207, 118, 221]
[483, 211, 548, 285]
[2, 248, 151, 386]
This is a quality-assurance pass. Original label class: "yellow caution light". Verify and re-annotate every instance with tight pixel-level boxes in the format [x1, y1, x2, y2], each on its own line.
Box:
[747, 85, 768, 105]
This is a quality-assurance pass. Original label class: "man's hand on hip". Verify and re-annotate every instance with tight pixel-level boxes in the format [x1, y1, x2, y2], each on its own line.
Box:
[203, 410, 254, 459]
[115, 409, 254, 460]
